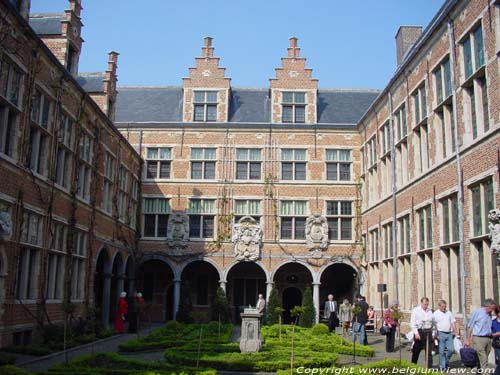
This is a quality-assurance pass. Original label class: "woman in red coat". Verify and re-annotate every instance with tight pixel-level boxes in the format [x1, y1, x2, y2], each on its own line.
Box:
[115, 291, 128, 333]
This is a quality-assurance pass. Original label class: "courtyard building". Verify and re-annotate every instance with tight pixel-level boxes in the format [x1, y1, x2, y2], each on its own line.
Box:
[0, 0, 498, 347]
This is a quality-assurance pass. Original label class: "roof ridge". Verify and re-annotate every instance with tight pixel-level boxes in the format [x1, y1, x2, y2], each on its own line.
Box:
[318, 88, 381, 93]
[29, 13, 65, 18]
[118, 85, 181, 89]
[78, 72, 106, 76]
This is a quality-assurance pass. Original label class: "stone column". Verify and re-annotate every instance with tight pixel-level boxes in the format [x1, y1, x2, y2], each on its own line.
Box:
[219, 280, 227, 293]
[266, 281, 274, 300]
[117, 274, 125, 296]
[102, 273, 112, 328]
[312, 282, 321, 324]
[173, 278, 181, 320]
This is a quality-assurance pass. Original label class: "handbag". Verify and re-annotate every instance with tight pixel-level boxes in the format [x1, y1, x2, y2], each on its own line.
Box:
[492, 337, 500, 349]
[380, 325, 391, 335]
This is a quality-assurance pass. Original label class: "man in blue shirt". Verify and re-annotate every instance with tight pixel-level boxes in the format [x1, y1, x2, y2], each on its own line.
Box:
[466, 298, 497, 369]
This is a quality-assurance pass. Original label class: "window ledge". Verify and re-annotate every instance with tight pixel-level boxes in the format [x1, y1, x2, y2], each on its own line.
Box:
[328, 240, 355, 244]
[394, 135, 408, 148]
[15, 300, 37, 304]
[368, 163, 378, 172]
[397, 253, 412, 259]
[0, 152, 18, 166]
[189, 238, 215, 242]
[439, 241, 460, 249]
[417, 247, 434, 253]
[278, 240, 306, 244]
[414, 116, 428, 129]
[143, 178, 171, 182]
[434, 95, 452, 112]
[140, 237, 166, 241]
[46, 299, 63, 304]
[461, 65, 486, 88]
[469, 233, 489, 242]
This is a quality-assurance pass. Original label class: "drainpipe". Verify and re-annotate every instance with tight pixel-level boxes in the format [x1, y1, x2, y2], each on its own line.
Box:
[447, 20, 468, 336]
[388, 93, 399, 302]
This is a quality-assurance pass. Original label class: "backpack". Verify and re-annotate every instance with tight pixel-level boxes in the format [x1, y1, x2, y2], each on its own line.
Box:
[459, 347, 480, 368]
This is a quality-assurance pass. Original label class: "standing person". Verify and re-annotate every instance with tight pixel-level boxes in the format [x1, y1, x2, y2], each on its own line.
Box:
[492, 307, 500, 375]
[384, 300, 399, 352]
[115, 291, 128, 333]
[410, 297, 434, 367]
[433, 300, 457, 370]
[324, 294, 338, 332]
[466, 298, 497, 369]
[339, 299, 352, 337]
[352, 294, 369, 345]
[128, 291, 138, 333]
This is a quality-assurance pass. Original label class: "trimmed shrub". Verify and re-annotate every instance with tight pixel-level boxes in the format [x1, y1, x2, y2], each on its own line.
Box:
[311, 323, 329, 335]
[0, 365, 31, 375]
[176, 286, 193, 323]
[299, 286, 315, 327]
[265, 287, 280, 325]
[210, 287, 230, 323]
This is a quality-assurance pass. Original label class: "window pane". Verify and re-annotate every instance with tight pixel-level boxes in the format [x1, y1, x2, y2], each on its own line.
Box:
[295, 106, 305, 122]
[204, 162, 215, 179]
[294, 218, 306, 239]
[144, 198, 156, 213]
[295, 149, 306, 161]
[472, 185, 482, 236]
[280, 201, 293, 215]
[327, 201, 338, 216]
[206, 91, 217, 102]
[339, 163, 350, 181]
[202, 216, 214, 238]
[281, 217, 293, 239]
[236, 162, 248, 179]
[295, 163, 306, 180]
[435, 67, 443, 103]
[473, 26, 484, 68]
[452, 196, 459, 242]
[191, 162, 203, 179]
[249, 149, 261, 160]
[189, 215, 201, 237]
[191, 148, 203, 159]
[282, 92, 293, 103]
[340, 201, 352, 215]
[194, 91, 205, 102]
[206, 105, 217, 121]
[328, 218, 338, 240]
[194, 105, 204, 121]
[248, 200, 260, 215]
[339, 150, 351, 161]
[294, 92, 305, 103]
[282, 163, 293, 180]
[157, 199, 170, 213]
[147, 148, 158, 159]
[326, 150, 337, 161]
[235, 200, 247, 215]
[484, 179, 494, 213]
[202, 200, 215, 213]
[426, 207, 433, 246]
[144, 215, 156, 237]
[443, 59, 451, 97]
[159, 148, 171, 159]
[327, 163, 338, 181]
[282, 106, 293, 122]
[340, 219, 352, 240]
[236, 149, 248, 160]
[295, 201, 307, 215]
[463, 37, 473, 78]
[157, 215, 168, 237]
[282, 149, 293, 161]
[249, 162, 261, 179]
[205, 148, 216, 159]
[159, 161, 170, 178]
[442, 199, 450, 244]
[146, 161, 158, 178]
[189, 200, 201, 214]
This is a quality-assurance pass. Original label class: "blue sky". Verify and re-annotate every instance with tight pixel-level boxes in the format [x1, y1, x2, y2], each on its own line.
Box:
[30, 0, 444, 89]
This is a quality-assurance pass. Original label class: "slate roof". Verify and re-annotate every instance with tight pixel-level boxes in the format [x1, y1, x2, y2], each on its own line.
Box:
[115, 86, 379, 125]
[29, 13, 64, 35]
[76, 73, 106, 93]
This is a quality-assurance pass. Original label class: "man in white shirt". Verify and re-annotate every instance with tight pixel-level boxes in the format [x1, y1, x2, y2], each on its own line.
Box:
[257, 293, 266, 315]
[433, 300, 457, 370]
[410, 297, 435, 367]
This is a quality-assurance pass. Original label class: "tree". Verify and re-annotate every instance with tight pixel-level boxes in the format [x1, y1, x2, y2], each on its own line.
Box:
[299, 286, 315, 328]
[266, 288, 280, 325]
[211, 287, 230, 323]
[176, 285, 193, 323]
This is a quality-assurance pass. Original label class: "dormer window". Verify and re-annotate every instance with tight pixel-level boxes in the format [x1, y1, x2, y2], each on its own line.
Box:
[193, 91, 217, 122]
[282, 91, 305, 123]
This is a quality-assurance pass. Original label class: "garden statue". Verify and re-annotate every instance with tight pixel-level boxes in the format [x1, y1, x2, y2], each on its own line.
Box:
[166, 212, 189, 251]
[489, 208, 500, 264]
[0, 210, 12, 242]
[305, 214, 329, 257]
[232, 216, 262, 261]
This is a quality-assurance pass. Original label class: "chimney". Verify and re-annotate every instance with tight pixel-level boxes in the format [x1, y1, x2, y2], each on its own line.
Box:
[395, 26, 422, 66]
[287, 36, 300, 58]
[104, 51, 119, 121]
[202, 36, 214, 58]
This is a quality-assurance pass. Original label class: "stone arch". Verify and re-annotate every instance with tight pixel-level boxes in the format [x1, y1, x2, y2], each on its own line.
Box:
[136, 255, 176, 321]
[110, 251, 126, 324]
[180, 257, 223, 282]
[270, 260, 317, 283]
[94, 246, 112, 326]
[318, 260, 359, 309]
[222, 260, 270, 282]
[316, 258, 358, 283]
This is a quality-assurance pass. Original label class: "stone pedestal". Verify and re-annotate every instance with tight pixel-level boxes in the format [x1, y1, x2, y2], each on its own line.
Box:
[240, 308, 262, 352]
